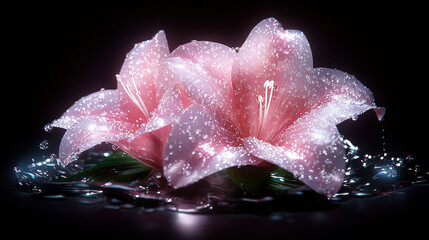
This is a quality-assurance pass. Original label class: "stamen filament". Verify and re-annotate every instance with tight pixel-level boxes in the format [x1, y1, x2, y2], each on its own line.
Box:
[129, 72, 151, 119]
[257, 95, 264, 137]
[265, 80, 274, 121]
[116, 74, 150, 119]
[257, 80, 275, 138]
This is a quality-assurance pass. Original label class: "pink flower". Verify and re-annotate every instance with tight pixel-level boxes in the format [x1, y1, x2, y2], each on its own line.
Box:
[164, 18, 385, 196]
[52, 31, 184, 169]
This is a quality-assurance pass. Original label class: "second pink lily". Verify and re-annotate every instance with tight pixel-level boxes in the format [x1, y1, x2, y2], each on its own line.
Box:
[164, 18, 385, 196]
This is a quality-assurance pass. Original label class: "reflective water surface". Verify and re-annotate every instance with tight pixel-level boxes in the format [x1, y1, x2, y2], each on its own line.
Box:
[13, 138, 428, 215]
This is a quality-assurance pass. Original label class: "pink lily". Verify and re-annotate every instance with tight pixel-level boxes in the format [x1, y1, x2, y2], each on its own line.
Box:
[164, 18, 385, 196]
[51, 31, 184, 169]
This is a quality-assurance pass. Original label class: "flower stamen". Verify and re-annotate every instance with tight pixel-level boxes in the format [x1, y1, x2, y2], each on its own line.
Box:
[258, 95, 264, 137]
[116, 74, 151, 119]
[257, 80, 275, 138]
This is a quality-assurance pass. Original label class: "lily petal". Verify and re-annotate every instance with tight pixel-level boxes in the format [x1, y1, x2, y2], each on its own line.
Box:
[163, 104, 258, 188]
[167, 41, 236, 120]
[58, 117, 137, 165]
[232, 18, 313, 137]
[115, 85, 184, 169]
[242, 68, 384, 196]
[117, 30, 169, 121]
[265, 67, 384, 142]
[244, 121, 345, 197]
[130, 85, 184, 151]
[137, 85, 184, 135]
[237, 18, 312, 73]
[51, 90, 126, 129]
[157, 62, 195, 109]
[114, 131, 164, 169]
[311, 68, 385, 121]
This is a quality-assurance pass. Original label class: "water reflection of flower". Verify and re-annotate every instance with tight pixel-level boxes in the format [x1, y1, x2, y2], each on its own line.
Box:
[175, 213, 207, 237]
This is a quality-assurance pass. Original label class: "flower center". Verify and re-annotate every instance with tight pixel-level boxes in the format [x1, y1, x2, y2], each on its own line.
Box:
[116, 73, 151, 119]
[257, 80, 275, 138]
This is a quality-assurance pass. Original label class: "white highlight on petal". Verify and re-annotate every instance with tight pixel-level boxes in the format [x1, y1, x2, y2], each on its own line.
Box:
[198, 142, 216, 156]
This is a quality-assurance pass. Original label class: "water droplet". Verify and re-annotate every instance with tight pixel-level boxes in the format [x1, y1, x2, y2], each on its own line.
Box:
[70, 152, 80, 162]
[49, 153, 57, 161]
[111, 144, 119, 151]
[39, 140, 49, 150]
[44, 123, 53, 133]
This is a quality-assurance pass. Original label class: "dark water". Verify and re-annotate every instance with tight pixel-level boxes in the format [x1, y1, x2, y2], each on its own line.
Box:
[13, 138, 428, 215]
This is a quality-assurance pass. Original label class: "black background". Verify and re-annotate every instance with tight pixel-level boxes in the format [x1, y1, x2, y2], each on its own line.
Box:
[2, 1, 427, 239]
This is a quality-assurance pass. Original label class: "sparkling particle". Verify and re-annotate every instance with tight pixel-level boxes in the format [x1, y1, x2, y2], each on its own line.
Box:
[44, 123, 53, 133]
[39, 140, 49, 150]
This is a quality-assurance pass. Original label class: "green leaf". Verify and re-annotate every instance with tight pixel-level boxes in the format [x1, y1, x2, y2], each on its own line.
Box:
[265, 167, 304, 192]
[61, 151, 152, 183]
[226, 166, 271, 193]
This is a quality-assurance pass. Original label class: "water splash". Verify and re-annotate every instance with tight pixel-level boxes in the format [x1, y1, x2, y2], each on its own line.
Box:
[14, 139, 428, 214]
[331, 138, 427, 201]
